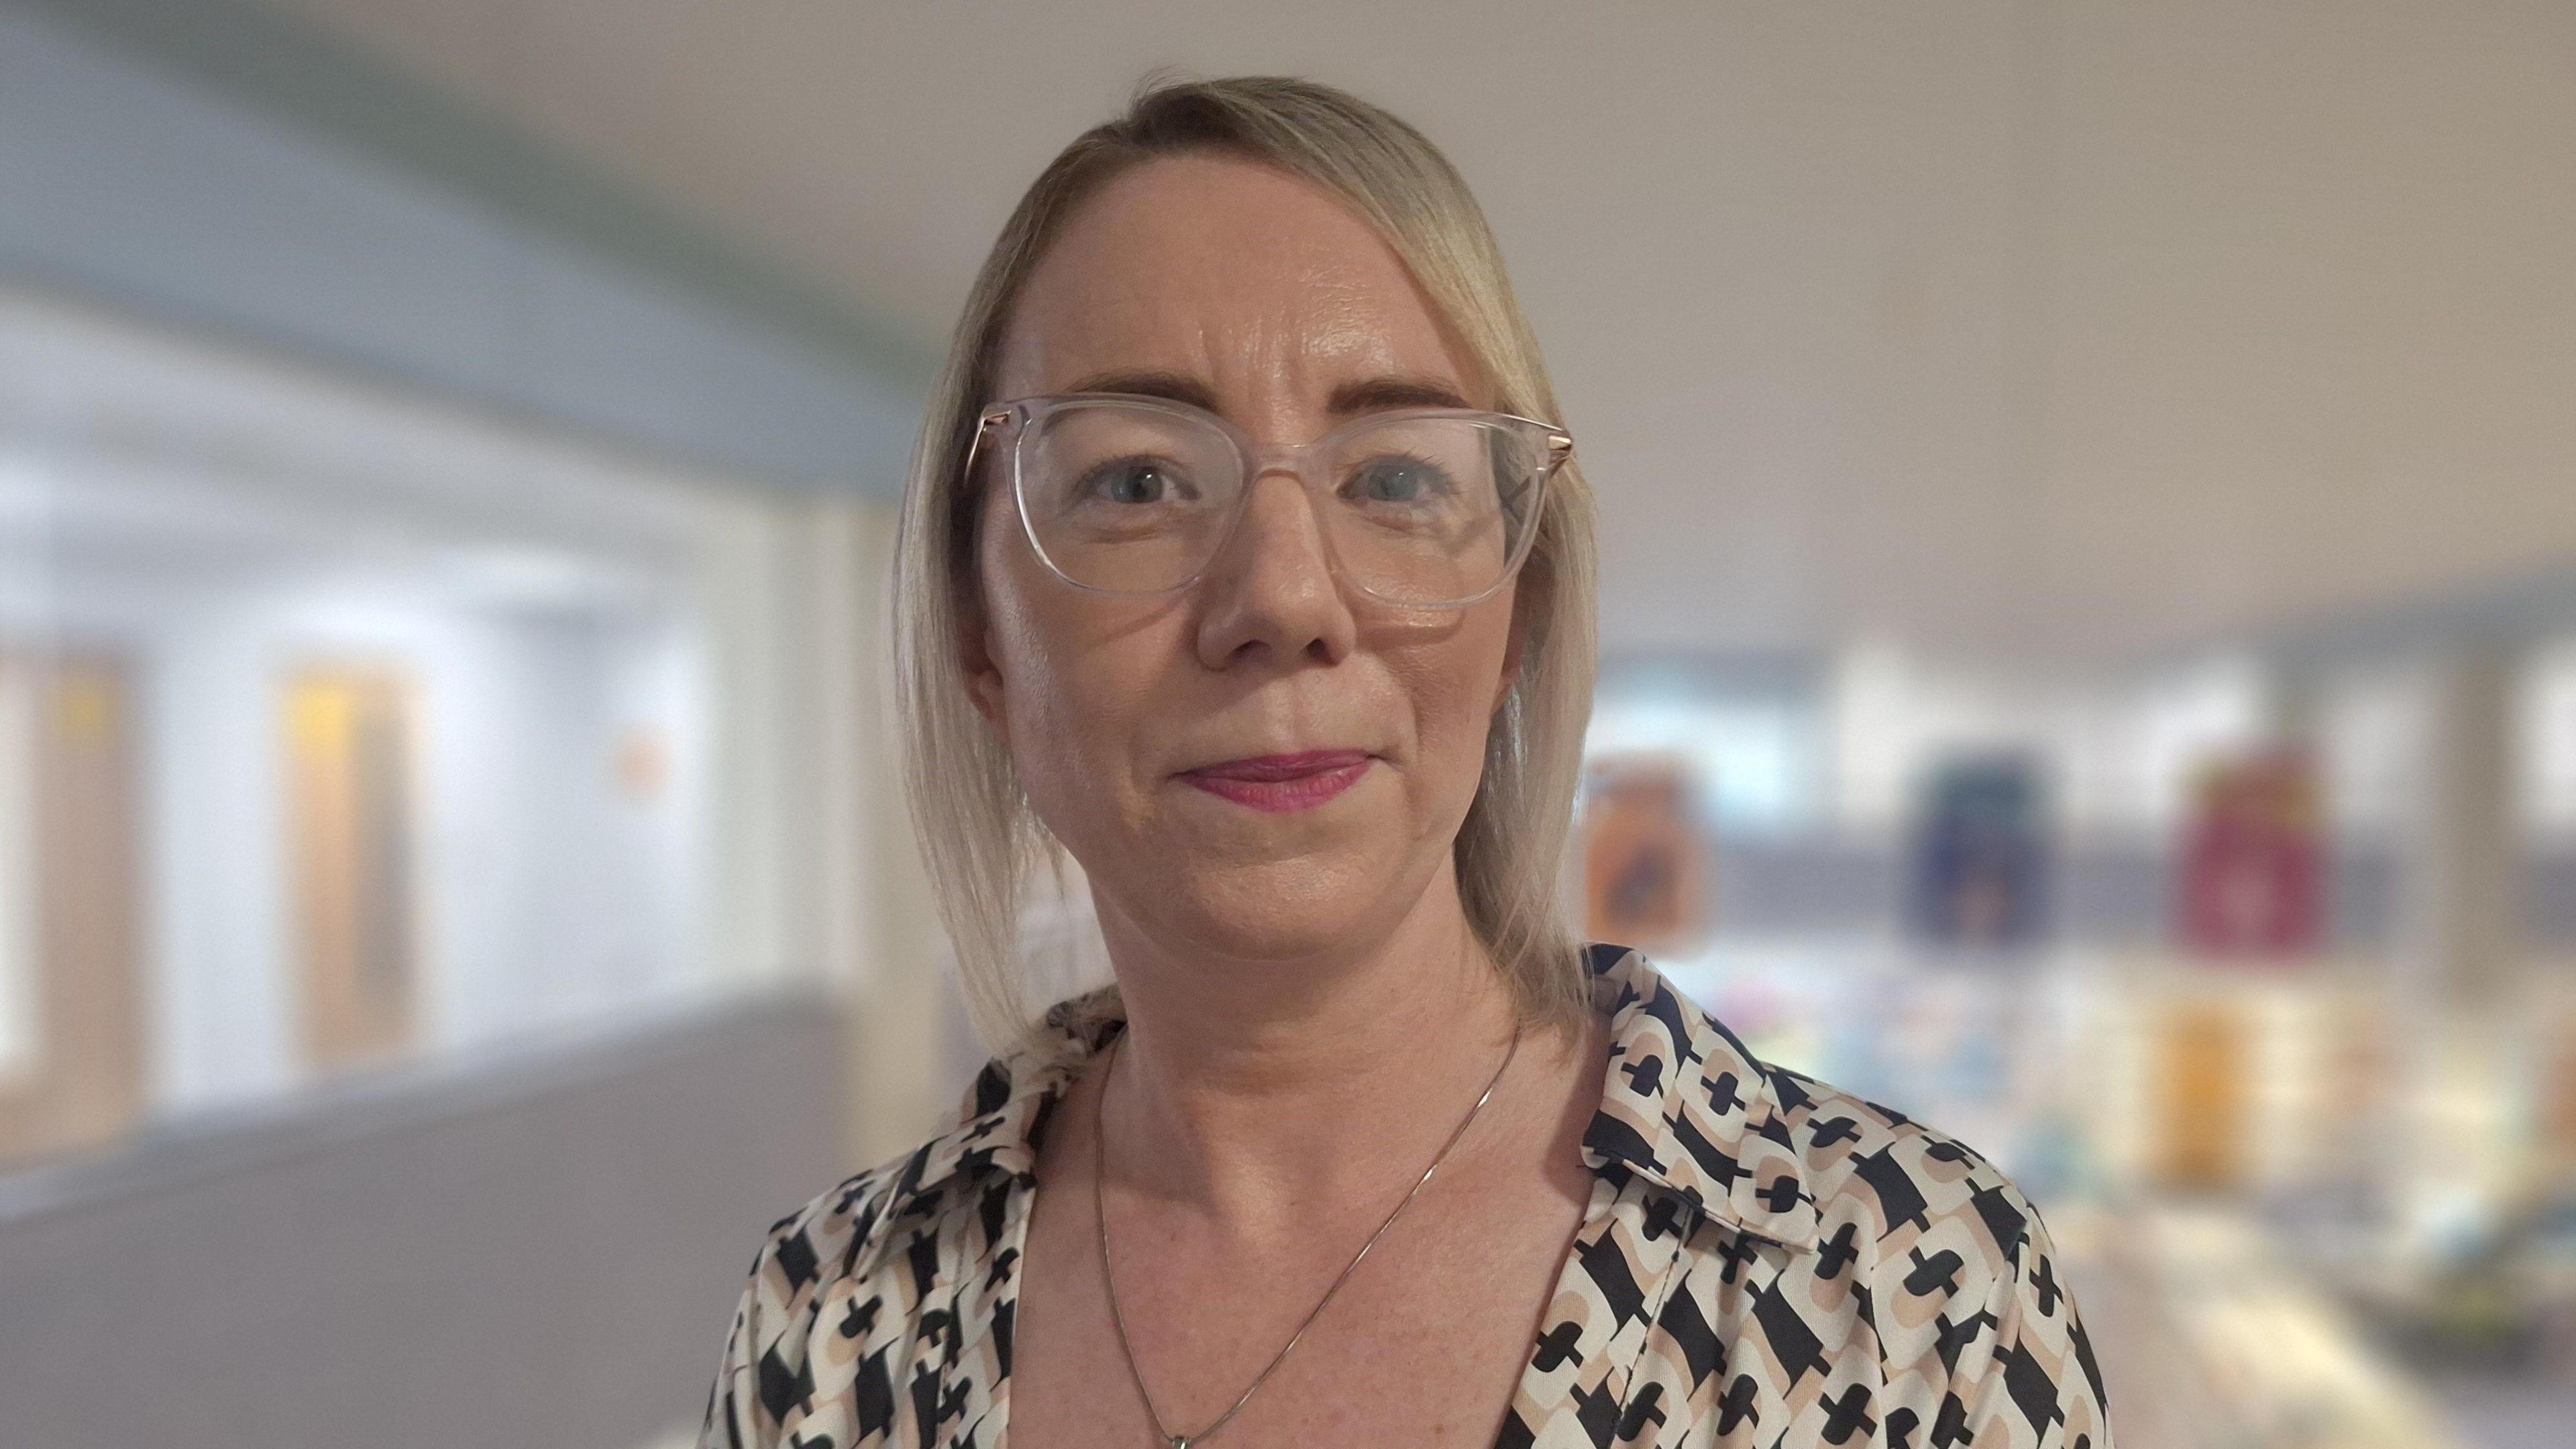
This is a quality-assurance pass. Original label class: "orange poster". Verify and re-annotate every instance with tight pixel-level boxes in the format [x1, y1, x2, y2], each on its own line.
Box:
[1580, 756, 1711, 955]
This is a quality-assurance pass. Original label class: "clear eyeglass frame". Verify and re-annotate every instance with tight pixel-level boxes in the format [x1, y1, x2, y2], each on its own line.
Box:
[963, 392, 1574, 610]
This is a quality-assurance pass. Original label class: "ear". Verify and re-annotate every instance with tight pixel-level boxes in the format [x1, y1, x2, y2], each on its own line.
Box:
[959, 602, 1009, 728]
[953, 439, 1013, 729]
[1491, 574, 1538, 714]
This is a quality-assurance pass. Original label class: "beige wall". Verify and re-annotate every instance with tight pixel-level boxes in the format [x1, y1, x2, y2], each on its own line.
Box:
[268, 0, 2576, 663]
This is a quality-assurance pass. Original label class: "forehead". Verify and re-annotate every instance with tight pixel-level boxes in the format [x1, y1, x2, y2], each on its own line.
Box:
[993, 154, 1481, 406]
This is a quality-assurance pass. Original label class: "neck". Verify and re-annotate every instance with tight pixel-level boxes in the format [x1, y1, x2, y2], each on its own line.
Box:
[1086, 859, 1568, 1232]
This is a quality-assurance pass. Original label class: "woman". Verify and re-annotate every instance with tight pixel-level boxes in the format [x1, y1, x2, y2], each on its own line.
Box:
[700, 77, 2110, 1449]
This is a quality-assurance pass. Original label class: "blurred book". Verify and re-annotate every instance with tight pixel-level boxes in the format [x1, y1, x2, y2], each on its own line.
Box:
[2178, 747, 2322, 959]
[1581, 755, 1713, 957]
[1907, 754, 2048, 947]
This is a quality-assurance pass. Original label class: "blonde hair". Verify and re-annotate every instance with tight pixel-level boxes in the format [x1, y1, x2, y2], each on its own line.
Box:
[892, 75, 1599, 1054]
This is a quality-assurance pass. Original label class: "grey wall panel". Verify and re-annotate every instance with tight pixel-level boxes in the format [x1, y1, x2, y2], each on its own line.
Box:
[1706, 836, 2411, 949]
[2051, 843, 2169, 945]
[0, 992, 853, 1449]
[1709, 837, 1902, 936]
[0, 5, 922, 492]
[2330, 847, 2402, 949]
[2533, 850, 2576, 944]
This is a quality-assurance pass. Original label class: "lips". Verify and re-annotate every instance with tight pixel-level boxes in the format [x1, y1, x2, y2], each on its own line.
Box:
[1178, 749, 1373, 812]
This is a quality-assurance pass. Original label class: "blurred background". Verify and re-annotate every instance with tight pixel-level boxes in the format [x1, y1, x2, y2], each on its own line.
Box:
[3, 1, 2572, 1445]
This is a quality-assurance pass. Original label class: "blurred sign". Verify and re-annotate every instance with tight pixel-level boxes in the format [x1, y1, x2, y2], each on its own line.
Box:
[2178, 747, 2322, 958]
[1581, 755, 1711, 956]
[1908, 755, 2049, 947]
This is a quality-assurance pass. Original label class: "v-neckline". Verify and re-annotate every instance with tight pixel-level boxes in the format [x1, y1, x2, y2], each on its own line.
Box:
[979, 1029, 1661, 1449]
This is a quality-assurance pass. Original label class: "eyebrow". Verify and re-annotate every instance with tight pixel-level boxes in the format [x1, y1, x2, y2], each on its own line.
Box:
[1061, 369, 1477, 417]
[1064, 370, 1221, 411]
[1326, 375, 1477, 414]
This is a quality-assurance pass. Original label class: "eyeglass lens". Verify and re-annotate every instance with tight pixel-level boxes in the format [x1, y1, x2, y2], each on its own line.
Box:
[1016, 401, 1544, 604]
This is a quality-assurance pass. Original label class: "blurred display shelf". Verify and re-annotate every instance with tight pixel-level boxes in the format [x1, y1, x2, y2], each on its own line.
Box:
[2088, 1201, 2471, 1449]
[1659, 941, 2576, 1448]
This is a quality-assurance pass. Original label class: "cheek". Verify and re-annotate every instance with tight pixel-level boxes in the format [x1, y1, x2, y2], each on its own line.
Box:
[1394, 604, 1520, 809]
[977, 539, 1164, 830]
[985, 571, 1084, 754]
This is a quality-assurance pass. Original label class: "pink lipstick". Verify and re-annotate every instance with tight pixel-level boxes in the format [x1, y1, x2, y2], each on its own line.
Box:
[1179, 750, 1373, 812]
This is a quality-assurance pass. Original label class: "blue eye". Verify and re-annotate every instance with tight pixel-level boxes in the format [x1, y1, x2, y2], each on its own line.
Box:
[1077, 458, 1192, 504]
[1346, 454, 1454, 504]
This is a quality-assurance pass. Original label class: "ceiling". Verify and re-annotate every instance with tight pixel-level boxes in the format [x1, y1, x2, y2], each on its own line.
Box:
[5, 289, 718, 616]
[251, 0, 2576, 665]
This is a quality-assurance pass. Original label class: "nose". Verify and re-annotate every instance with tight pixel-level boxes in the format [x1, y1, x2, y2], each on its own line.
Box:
[1192, 467, 1357, 672]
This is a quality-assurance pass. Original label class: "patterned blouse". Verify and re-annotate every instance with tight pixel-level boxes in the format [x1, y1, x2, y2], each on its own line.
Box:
[698, 945, 2112, 1448]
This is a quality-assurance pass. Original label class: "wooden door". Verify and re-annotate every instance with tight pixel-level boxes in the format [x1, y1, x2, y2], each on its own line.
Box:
[0, 650, 145, 1165]
[284, 666, 420, 1071]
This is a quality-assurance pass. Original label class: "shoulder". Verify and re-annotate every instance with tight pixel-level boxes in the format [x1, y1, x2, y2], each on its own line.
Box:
[1766, 1063, 2045, 1281]
[731, 995, 1118, 1336]
[1762, 1064, 2108, 1441]
[1591, 936, 2045, 1279]
[741, 1032, 1075, 1314]
[706, 1034, 1083, 1436]
[696, 1142, 940, 1446]
[727, 1136, 949, 1358]
[1576, 947, 2108, 1442]
[1583, 942, 2041, 1269]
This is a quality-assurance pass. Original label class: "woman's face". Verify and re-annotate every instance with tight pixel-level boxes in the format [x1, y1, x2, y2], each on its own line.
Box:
[968, 153, 1525, 965]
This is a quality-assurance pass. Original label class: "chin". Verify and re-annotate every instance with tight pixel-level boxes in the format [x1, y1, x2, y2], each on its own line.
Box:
[1126, 848, 1419, 965]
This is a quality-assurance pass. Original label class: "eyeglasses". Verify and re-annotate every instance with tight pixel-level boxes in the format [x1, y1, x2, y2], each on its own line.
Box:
[966, 393, 1571, 609]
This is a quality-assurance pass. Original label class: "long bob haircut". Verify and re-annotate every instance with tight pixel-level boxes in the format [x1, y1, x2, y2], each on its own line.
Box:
[894, 75, 1599, 1056]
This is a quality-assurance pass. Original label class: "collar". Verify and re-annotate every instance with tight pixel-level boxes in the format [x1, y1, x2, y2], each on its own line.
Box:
[1572, 943, 1820, 1252]
[860, 943, 1819, 1271]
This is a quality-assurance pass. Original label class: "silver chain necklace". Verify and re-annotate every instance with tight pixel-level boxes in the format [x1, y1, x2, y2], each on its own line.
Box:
[1091, 1024, 1522, 1449]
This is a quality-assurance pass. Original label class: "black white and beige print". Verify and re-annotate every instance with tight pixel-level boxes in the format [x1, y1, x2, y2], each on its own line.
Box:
[700, 945, 2110, 1448]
